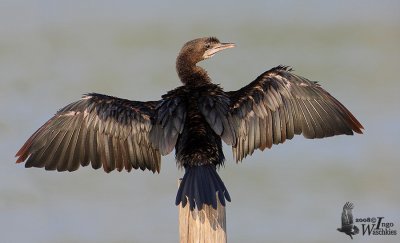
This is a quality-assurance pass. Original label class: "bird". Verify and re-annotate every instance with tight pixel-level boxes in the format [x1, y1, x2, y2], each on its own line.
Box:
[16, 37, 364, 210]
[337, 202, 360, 239]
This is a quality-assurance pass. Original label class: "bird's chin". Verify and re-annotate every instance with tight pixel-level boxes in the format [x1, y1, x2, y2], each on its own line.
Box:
[203, 53, 215, 59]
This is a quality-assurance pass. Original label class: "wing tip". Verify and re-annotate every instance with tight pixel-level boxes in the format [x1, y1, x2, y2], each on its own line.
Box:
[15, 156, 25, 164]
[354, 127, 364, 134]
[344, 201, 355, 209]
[354, 121, 364, 134]
[273, 65, 294, 72]
[15, 146, 29, 163]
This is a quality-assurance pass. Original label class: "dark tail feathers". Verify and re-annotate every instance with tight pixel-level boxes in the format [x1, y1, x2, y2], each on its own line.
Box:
[175, 164, 231, 210]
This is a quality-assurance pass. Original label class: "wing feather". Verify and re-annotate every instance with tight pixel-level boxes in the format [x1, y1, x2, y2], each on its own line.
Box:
[149, 88, 187, 156]
[16, 93, 164, 173]
[228, 66, 364, 161]
[196, 84, 236, 146]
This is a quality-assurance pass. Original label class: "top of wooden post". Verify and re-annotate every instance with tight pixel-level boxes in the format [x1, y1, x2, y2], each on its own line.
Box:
[178, 179, 227, 243]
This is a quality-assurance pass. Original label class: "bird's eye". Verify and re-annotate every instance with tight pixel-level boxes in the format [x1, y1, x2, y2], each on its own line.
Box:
[205, 43, 211, 49]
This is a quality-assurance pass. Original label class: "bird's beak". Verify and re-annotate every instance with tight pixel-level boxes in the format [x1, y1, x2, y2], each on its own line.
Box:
[203, 42, 235, 59]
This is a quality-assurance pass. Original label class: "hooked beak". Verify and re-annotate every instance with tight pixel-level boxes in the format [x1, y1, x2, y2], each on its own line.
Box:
[203, 42, 235, 59]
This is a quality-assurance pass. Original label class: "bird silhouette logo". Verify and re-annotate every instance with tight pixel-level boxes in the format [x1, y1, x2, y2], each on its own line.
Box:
[337, 202, 360, 239]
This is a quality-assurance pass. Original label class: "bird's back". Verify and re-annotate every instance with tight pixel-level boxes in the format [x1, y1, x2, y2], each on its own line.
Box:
[174, 85, 225, 168]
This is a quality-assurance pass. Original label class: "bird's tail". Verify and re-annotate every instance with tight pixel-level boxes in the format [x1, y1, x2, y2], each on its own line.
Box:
[175, 164, 231, 210]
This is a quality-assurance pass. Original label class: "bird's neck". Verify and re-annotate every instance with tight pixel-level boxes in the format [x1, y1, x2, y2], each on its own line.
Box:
[176, 55, 211, 86]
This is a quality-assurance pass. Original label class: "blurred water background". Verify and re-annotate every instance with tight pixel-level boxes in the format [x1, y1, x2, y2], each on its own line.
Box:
[1, 0, 399, 242]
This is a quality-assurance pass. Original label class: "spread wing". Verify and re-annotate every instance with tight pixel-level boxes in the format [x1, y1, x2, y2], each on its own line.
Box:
[228, 66, 364, 161]
[149, 90, 187, 156]
[16, 93, 166, 173]
[197, 84, 236, 146]
[342, 202, 355, 227]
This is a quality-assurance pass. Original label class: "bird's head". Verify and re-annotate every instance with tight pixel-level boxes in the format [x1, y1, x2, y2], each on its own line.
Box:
[178, 37, 235, 64]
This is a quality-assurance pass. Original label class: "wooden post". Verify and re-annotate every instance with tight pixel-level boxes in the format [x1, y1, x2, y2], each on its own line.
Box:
[178, 179, 227, 243]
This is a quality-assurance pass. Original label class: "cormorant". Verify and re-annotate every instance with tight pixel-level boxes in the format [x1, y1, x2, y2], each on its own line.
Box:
[16, 37, 364, 210]
[337, 202, 359, 239]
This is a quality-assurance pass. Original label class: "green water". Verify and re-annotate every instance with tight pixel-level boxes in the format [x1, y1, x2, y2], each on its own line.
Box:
[1, 1, 399, 242]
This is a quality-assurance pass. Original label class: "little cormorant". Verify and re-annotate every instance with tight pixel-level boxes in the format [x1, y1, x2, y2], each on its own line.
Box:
[16, 37, 364, 210]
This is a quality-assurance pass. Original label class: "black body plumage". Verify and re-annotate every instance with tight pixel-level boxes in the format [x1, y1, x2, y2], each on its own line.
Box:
[16, 37, 364, 210]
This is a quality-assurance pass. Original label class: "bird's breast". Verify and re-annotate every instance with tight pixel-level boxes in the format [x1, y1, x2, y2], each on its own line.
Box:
[174, 97, 225, 167]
